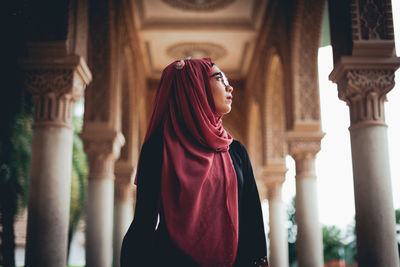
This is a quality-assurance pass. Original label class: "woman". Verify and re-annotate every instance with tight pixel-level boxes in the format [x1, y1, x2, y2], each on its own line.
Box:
[120, 58, 268, 267]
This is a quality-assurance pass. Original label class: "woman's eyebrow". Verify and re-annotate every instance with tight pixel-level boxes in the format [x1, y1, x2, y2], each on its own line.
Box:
[210, 72, 223, 77]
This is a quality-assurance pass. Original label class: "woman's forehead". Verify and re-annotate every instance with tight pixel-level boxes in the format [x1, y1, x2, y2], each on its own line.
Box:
[211, 65, 222, 74]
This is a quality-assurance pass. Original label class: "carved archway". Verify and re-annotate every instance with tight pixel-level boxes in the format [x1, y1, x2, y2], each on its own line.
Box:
[247, 101, 263, 174]
[264, 51, 286, 165]
[290, 0, 325, 127]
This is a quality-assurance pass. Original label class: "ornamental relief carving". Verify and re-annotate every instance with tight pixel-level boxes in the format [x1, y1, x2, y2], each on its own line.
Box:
[292, 0, 323, 122]
[292, 151, 316, 178]
[288, 140, 321, 159]
[83, 139, 122, 179]
[339, 69, 395, 126]
[25, 70, 74, 95]
[346, 70, 394, 92]
[265, 56, 286, 161]
[25, 70, 85, 128]
[167, 42, 227, 61]
[161, 0, 234, 11]
[351, 0, 394, 40]
[86, 0, 112, 122]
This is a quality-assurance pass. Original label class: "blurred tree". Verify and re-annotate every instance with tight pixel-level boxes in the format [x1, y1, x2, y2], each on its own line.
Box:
[0, 77, 33, 267]
[0, 113, 33, 267]
[322, 225, 343, 262]
[67, 113, 88, 258]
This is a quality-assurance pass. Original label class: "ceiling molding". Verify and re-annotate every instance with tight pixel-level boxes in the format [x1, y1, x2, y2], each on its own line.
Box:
[166, 42, 227, 61]
[161, 0, 235, 12]
[136, 0, 260, 30]
[140, 19, 256, 31]
[134, 0, 267, 78]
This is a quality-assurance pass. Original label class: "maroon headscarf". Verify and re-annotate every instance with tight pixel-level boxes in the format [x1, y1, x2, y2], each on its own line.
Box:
[139, 58, 238, 266]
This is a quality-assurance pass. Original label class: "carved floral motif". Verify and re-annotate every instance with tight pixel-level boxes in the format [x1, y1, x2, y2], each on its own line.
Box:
[24, 69, 86, 128]
[292, 0, 324, 122]
[339, 69, 395, 126]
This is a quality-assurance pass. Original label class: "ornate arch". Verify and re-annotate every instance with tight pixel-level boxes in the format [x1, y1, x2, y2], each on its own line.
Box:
[290, 0, 325, 126]
[117, 46, 141, 165]
[246, 100, 263, 176]
[264, 50, 286, 165]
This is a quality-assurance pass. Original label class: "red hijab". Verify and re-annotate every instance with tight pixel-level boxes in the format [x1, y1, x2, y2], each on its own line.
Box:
[140, 58, 238, 266]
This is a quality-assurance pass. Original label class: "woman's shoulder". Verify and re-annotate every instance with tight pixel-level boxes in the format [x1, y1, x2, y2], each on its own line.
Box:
[229, 139, 251, 165]
[141, 128, 163, 153]
[229, 139, 248, 155]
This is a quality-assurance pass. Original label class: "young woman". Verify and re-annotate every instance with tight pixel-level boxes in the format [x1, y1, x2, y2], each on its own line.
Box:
[120, 58, 268, 267]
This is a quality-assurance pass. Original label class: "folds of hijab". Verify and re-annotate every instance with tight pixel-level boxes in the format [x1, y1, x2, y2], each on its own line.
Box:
[138, 58, 239, 266]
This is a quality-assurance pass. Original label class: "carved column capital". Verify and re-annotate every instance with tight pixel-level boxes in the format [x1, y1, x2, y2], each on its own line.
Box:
[115, 161, 135, 202]
[261, 163, 287, 201]
[81, 129, 125, 180]
[287, 130, 324, 179]
[287, 130, 324, 159]
[330, 56, 400, 129]
[21, 51, 92, 129]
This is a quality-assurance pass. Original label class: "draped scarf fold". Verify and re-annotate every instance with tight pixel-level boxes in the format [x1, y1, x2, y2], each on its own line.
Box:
[138, 58, 238, 266]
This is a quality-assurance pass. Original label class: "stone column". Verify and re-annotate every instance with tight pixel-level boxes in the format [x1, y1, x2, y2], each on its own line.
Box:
[262, 164, 289, 267]
[288, 132, 324, 267]
[81, 129, 124, 267]
[113, 163, 135, 267]
[22, 47, 92, 267]
[330, 58, 400, 267]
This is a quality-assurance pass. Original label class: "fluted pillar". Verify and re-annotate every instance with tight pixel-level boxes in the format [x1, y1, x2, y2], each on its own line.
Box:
[330, 57, 400, 266]
[81, 129, 124, 267]
[262, 164, 289, 267]
[288, 132, 324, 267]
[113, 163, 135, 267]
[22, 44, 92, 267]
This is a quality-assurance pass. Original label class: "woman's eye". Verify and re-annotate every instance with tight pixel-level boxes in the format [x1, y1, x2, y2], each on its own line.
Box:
[216, 76, 222, 81]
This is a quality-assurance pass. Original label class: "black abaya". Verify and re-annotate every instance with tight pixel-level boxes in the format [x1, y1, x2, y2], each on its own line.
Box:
[120, 131, 268, 267]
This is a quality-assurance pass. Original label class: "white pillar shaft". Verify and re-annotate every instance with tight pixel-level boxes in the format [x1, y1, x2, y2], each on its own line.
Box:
[113, 201, 133, 267]
[86, 179, 114, 267]
[350, 125, 399, 267]
[268, 187, 289, 267]
[295, 158, 323, 267]
[25, 126, 73, 267]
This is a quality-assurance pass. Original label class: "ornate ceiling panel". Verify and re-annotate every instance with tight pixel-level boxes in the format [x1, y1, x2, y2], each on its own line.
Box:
[133, 0, 267, 79]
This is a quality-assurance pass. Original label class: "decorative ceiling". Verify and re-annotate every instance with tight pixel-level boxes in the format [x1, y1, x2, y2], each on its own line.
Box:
[133, 0, 267, 79]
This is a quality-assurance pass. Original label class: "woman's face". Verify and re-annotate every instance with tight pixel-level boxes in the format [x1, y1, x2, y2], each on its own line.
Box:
[209, 65, 234, 115]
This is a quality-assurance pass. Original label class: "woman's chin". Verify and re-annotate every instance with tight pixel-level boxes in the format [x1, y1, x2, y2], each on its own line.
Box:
[218, 106, 231, 115]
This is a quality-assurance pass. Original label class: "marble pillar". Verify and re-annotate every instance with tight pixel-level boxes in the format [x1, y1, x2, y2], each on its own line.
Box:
[288, 133, 324, 267]
[263, 164, 289, 267]
[22, 51, 91, 267]
[81, 129, 124, 267]
[330, 59, 400, 267]
[113, 163, 135, 267]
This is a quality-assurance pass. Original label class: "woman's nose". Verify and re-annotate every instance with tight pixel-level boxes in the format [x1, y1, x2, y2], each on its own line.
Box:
[226, 84, 233, 92]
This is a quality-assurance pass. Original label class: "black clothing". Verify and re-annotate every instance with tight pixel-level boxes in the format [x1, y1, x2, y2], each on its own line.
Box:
[120, 131, 267, 267]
